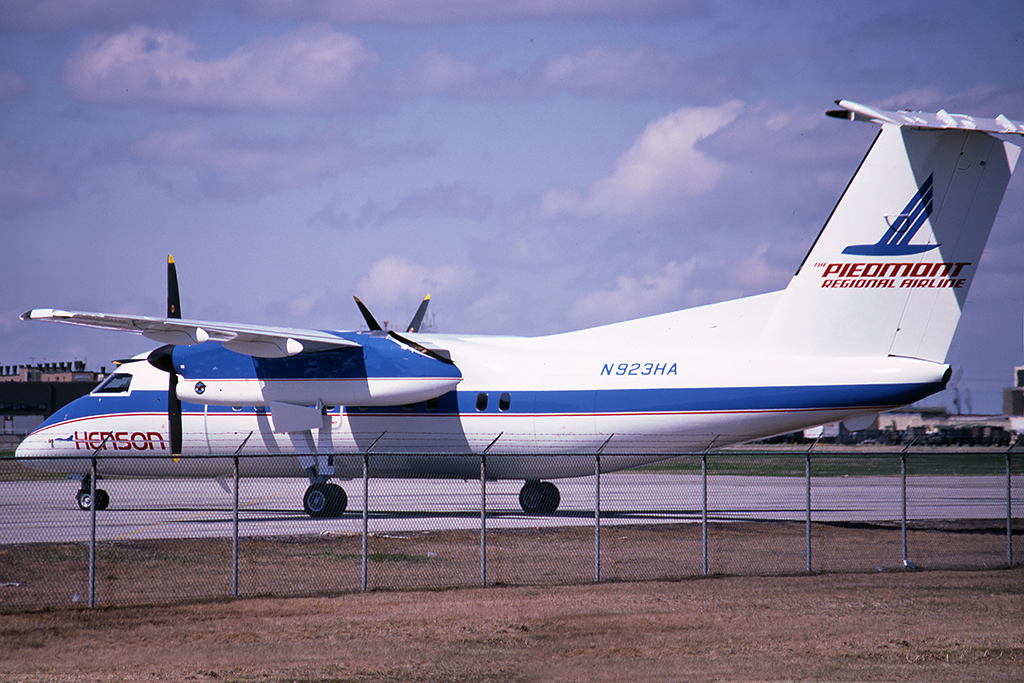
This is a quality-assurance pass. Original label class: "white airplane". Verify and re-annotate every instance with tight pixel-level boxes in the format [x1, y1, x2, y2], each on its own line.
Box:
[16, 100, 1024, 517]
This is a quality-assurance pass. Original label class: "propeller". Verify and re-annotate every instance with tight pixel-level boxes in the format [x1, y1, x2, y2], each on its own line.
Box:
[353, 296, 383, 332]
[353, 295, 454, 365]
[353, 294, 432, 333]
[146, 255, 183, 457]
[166, 256, 183, 457]
[406, 294, 430, 333]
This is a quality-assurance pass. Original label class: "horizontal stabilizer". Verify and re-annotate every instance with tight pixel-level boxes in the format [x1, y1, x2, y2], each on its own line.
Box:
[827, 100, 1024, 135]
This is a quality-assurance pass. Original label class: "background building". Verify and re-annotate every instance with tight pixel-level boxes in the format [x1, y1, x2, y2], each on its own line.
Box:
[1003, 365, 1024, 417]
[0, 361, 104, 451]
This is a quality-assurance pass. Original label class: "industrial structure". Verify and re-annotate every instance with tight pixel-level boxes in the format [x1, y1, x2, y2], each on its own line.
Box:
[0, 361, 104, 450]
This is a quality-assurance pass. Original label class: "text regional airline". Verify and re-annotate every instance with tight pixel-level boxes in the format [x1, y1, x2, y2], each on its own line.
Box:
[16, 100, 1024, 517]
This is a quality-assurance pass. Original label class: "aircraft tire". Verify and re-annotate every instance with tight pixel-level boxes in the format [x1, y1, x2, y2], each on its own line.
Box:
[518, 481, 560, 515]
[303, 483, 347, 518]
[77, 488, 110, 511]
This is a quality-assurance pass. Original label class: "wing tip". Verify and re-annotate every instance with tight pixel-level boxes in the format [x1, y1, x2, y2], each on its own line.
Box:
[22, 308, 68, 320]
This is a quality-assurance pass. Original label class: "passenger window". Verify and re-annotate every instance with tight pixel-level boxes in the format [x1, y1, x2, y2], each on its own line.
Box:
[93, 373, 132, 394]
[425, 397, 438, 412]
[498, 392, 511, 411]
[476, 392, 488, 411]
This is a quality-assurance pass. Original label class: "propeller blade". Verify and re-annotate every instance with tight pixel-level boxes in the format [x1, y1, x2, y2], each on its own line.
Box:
[388, 330, 455, 365]
[111, 357, 146, 366]
[353, 296, 383, 331]
[168, 368, 182, 457]
[406, 294, 430, 333]
[167, 254, 181, 319]
[163, 255, 182, 455]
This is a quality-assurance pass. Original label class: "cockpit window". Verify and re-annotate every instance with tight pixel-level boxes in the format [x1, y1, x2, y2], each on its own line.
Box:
[93, 373, 133, 394]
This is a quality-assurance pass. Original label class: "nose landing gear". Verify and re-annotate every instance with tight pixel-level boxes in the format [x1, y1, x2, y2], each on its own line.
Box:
[76, 475, 109, 510]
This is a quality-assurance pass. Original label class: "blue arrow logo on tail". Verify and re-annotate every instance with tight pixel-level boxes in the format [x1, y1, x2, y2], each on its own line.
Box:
[842, 174, 938, 256]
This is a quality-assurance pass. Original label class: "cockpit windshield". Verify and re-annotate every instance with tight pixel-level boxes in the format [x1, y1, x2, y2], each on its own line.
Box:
[93, 373, 133, 394]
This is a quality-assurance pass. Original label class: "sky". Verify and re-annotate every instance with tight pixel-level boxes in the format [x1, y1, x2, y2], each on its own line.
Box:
[1, 0, 1023, 415]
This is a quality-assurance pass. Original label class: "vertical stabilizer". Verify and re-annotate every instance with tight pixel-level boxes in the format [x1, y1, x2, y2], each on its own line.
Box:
[761, 104, 1021, 363]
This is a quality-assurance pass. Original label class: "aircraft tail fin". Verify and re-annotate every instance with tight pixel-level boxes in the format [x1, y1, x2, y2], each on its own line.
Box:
[760, 101, 1022, 363]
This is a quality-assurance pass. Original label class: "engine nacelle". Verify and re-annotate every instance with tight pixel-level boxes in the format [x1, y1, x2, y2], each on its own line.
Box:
[169, 336, 461, 407]
[175, 375, 461, 407]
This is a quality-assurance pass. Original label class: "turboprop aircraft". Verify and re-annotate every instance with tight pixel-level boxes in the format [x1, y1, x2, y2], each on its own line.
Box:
[16, 100, 1024, 517]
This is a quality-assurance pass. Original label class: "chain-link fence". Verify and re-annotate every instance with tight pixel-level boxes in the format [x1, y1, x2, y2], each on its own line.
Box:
[1, 450, 1020, 611]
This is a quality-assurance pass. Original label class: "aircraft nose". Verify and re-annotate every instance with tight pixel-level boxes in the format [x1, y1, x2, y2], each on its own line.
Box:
[14, 427, 47, 459]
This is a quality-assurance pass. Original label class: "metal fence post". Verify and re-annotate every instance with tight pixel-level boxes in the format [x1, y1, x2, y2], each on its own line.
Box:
[480, 454, 487, 586]
[362, 453, 369, 592]
[702, 452, 708, 576]
[89, 455, 97, 608]
[594, 453, 601, 582]
[901, 451, 909, 568]
[1008, 450, 1013, 567]
[230, 431, 252, 599]
[232, 454, 239, 597]
[806, 451, 812, 573]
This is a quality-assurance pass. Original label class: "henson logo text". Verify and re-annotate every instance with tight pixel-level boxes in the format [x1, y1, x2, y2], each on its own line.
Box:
[815, 262, 970, 289]
[70, 431, 166, 451]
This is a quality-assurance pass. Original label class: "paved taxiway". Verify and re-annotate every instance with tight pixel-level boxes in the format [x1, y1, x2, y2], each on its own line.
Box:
[2, 472, 1018, 545]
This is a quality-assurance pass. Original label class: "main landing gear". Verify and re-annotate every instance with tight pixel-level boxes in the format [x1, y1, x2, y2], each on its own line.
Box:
[518, 480, 560, 515]
[302, 482, 348, 518]
[76, 475, 109, 511]
[300, 479, 561, 518]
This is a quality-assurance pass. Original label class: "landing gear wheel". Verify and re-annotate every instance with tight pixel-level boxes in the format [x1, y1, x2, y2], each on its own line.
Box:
[77, 488, 110, 511]
[518, 481, 560, 514]
[303, 483, 347, 518]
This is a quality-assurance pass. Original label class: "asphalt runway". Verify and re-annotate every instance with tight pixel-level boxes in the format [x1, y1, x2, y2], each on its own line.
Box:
[1, 472, 1018, 545]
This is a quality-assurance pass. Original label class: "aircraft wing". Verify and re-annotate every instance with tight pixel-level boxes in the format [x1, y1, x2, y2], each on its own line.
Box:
[21, 308, 360, 358]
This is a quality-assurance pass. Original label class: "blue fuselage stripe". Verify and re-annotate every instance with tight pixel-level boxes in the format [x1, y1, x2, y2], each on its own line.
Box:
[35, 381, 942, 430]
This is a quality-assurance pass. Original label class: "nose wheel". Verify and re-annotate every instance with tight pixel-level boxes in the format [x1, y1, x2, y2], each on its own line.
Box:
[77, 487, 109, 511]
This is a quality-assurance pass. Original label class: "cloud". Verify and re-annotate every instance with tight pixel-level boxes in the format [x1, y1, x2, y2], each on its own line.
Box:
[0, 71, 29, 99]
[132, 124, 370, 193]
[540, 100, 744, 221]
[63, 24, 378, 112]
[287, 286, 328, 319]
[567, 242, 793, 330]
[0, 167, 60, 208]
[0, 0, 172, 30]
[0, 144, 62, 210]
[346, 183, 494, 228]
[355, 256, 478, 312]
[538, 45, 684, 98]
[0, 0, 710, 30]
[393, 47, 488, 97]
[244, 0, 709, 25]
[568, 259, 704, 328]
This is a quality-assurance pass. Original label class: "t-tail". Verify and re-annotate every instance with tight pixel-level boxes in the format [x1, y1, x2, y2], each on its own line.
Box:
[760, 100, 1023, 363]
